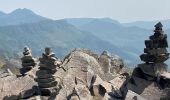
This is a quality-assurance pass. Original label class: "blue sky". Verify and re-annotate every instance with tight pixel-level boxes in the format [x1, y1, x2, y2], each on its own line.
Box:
[0, 0, 169, 22]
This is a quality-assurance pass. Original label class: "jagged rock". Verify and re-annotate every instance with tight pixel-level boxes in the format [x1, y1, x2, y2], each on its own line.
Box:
[74, 84, 92, 100]
[109, 74, 128, 98]
[91, 75, 106, 96]
[99, 51, 124, 75]
[54, 49, 127, 100]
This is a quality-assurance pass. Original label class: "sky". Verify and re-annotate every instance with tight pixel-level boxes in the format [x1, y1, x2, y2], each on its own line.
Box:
[0, 0, 170, 22]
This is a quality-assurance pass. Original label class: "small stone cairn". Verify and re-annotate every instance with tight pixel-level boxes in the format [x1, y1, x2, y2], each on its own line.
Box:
[136, 22, 169, 80]
[21, 47, 36, 75]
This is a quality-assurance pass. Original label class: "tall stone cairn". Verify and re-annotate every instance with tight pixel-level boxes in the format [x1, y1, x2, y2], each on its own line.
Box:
[138, 22, 169, 80]
[36, 47, 61, 96]
[21, 47, 36, 75]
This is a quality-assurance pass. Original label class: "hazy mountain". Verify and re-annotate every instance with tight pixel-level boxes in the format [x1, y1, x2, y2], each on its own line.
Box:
[123, 19, 170, 29]
[0, 8, 170, 66]
[66, 18, 170, 65]
[0, 20, 136, 64]
[68, 19, 150, 51]
[0, 8, 50, 26]
[65, 18, 121, 28]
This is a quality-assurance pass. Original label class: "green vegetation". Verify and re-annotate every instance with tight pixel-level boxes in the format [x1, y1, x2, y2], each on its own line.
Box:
[0, 61, 5, 69]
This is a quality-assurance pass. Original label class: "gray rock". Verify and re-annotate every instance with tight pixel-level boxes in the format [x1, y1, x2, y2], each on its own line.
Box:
[125, 90, 147, 100]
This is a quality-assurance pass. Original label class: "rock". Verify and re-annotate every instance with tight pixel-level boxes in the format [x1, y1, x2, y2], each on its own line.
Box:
[138, 63, 168, 77]
[19, 89, 36, 99]
[0, 74, 36, 99]
[62, 74, 76, 96]
[99, 51, 124, 75]
[160, 72, 170, 79]
[60, 49, 104, 87]
[55, 88, 67, 100]
[74, 84, 92, 100]
[127, 76, 170, 100]
[125, 90, 147, 100]
[70, 95, 79, 100]
[109, 74, 128, 98]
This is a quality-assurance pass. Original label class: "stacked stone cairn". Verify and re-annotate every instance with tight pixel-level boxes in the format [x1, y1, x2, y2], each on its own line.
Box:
[137, 22, 169, 81]
[36, 48, 61, 96]
[21, 47, 36, 75]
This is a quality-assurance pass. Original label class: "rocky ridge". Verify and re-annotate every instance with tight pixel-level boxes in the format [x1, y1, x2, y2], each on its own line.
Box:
[0, 48, 128, 100]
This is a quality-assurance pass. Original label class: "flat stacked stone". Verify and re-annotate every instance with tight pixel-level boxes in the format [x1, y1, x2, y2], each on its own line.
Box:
[20, 47, 36, 75]
[36, 48, 60, 96]
[137, 22, 169, 80]
[140, 22, 169, 63]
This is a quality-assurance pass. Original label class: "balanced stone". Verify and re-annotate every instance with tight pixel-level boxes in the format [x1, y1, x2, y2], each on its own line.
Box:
[20, 47, 36, 75]
[140, 22, 169, 63]
[137, 22, 169, 79]
[140, 53, 169, 63]
[144, 48, 167, 55]
[36, 47, 61, 96]
[138, 63, 168, 77]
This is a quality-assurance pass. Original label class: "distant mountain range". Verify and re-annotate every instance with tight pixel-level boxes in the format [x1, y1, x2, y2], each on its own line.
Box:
[123, 19, 170, 29]
[0, 8, 49, 26]
[0, 8, 170, 66]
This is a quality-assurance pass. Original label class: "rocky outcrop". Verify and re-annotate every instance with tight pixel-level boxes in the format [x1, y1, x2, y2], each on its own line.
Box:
[0, 48, 128, 100]
[55, 49, 128, 100]
[0, 73, 36, 100]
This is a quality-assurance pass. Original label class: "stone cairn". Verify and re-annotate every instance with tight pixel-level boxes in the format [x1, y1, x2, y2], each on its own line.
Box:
[137, 22, 169, 81]
[21, 47, 36, 75]
[36, 47, 61, 96]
